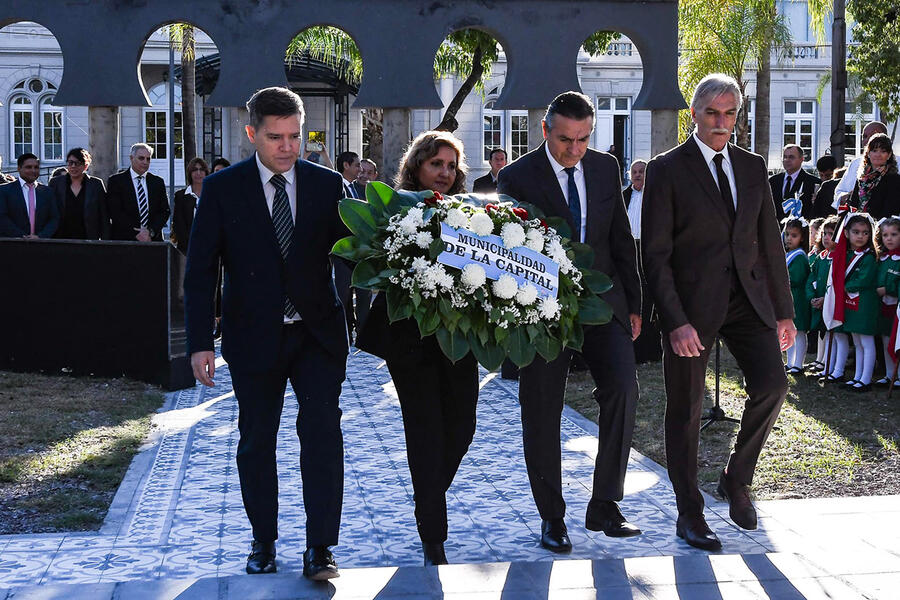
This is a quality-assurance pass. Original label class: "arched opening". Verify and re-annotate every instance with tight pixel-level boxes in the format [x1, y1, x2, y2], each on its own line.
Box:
[137, 23, 220, 186]
[0, 21, 65, 178]
[579, 30, 647, 184]
[282, 26, 364, 170]
[432, 28, 511, 183]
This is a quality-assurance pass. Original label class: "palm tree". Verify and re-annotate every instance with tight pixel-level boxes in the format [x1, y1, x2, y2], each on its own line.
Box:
[168, 24, 197, 163]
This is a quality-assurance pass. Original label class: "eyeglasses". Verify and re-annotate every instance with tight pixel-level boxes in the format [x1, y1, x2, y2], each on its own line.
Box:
[66, 160, 85, 166]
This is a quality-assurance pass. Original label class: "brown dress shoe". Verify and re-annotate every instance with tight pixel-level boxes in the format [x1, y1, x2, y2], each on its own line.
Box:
[675, 514, 722, 551]
[717, 470, 758, 530]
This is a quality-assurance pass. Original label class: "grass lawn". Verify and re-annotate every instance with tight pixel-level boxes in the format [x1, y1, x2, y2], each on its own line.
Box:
[0, 371, 165, 534]
[565, 347, 900, 500]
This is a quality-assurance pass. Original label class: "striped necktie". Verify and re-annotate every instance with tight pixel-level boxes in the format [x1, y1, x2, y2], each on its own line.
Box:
[136, 175, 149, 228]
[269, 173, 299, 319]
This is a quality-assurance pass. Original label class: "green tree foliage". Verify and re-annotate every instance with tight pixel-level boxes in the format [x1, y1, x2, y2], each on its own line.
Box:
[847, 0, 900, 123]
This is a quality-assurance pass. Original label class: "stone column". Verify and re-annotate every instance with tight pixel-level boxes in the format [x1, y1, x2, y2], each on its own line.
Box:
[528, 108, 545, 151]
[88, 106, 119, 182]
[650, 108, 679, 158]
[232, 107, 254, 161]
[381, 108, 410, 187]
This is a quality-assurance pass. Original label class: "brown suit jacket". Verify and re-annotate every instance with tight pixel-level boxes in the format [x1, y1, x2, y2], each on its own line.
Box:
[641, 136, 793, 338]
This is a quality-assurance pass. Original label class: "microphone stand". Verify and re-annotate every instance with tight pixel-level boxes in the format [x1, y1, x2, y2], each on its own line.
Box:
[701, 337, 742, 431]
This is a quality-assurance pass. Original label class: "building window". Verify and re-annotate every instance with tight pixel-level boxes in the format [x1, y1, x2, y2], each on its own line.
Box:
[482, 94, 529, 162]
[731, 99, 756, 152]
[844, 100, 878, 163]
[202, 106, 222, 164]
[6, 79, 63, 163]
[783, 100, 815, 161]
[144, 83, 183, 161]
[595, 96, 631, 170]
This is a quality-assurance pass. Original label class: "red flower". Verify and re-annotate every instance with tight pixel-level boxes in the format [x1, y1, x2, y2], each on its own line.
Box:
[539, 218, 549, 232]
[512, 207, 529, 220]
[432, 191, 444, 201]
[424, 196, 438, 207]
[485, 203, 498, 214]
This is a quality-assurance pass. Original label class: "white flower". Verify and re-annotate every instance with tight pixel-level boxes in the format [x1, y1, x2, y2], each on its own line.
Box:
[411, 256, 429, 272]
[492, 274, 518, 299]
[539, 296, 561, 320]
[436, 268, 454, 289]
[407, 206, 424, 222]
[415, 231, 433, 248]
[501, 222, 526, 248]
[546, 239, 566, 263]
[469, 212, 494, 237]
[461, 264, 487, 287]
[515, 283, 538, 306]
[525, 228, 545, 252]
[445, 208, 468, 229]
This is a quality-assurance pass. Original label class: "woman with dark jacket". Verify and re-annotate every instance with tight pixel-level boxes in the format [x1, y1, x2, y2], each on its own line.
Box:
[851, 133, 900, 220]
[356, 130, 478, 567]
[172, 157, 210, 254]
[49, 148, 109, 239]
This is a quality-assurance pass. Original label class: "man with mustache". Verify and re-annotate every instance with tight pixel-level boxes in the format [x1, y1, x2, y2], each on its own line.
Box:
[641, 74, 795, 551]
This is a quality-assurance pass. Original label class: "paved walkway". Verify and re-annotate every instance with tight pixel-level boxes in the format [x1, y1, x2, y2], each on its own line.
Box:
[1, 347, 899, 598]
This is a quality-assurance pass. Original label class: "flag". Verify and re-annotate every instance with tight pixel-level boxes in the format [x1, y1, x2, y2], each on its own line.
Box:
[822, 211, 851, 330]
[782, 195, 802, 219]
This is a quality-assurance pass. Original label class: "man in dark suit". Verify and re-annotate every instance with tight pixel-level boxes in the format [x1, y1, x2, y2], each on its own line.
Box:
[642, 74, 795, 552]
[808, 156, 838, 219]
[769, 144, 820, 220]
[334, 150, 371, 340]
[184, 87, 348, 581]
[0, 153, 59, 238]
[473, 148, 507, 193]
[106, 143, 170, 242]
[351, 158, 377, 198]
[497, 92, 642, 554]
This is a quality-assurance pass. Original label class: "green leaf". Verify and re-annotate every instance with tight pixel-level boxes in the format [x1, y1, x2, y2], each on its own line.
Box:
[331, 236, 361, 261]
[435, 328, 471, 363]
[469, 334, 506, 371]
[386, 286, 413, 322]
[418, 305, 441, 337]
[566, 323, 584, 352]
[570, 242, 596, 270]
[534, 331, 562, 362]
[429, 237, 447, 260]
[582, 269, 613, 294]
[494, 325, 509, 344]
[506, 326, 537, 367]
[578, 293, 613, 325]
[351, 257, 381, 288]
[339, 199, 377, 238]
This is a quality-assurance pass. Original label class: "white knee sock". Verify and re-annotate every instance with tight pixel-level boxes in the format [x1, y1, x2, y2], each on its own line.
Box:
[830, 332, 849, 377]
[853, 334, 876, 385]
[790, 332, 808, 369]
[816, 332, 827, 364]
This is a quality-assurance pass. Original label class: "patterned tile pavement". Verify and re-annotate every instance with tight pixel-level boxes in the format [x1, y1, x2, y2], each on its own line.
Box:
[1, 346, 899, 591]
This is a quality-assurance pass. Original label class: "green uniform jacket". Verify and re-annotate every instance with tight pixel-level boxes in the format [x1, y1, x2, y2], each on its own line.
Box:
[876, 254, 900, 336]
[806, 251, 830, 332]
[843, 250, 878, 336]
[788, 249, 811, 331]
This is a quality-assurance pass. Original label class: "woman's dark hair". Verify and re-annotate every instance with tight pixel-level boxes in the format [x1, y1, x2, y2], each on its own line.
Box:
[783, 218, 809, 253]
[845, 213, 878, 256]
[66, 147, 92, 167]
[211, 157, 231, 171]
[395, 130, 467, 194]
[861, 133, 898, 175]
[185, 157, 210, 180]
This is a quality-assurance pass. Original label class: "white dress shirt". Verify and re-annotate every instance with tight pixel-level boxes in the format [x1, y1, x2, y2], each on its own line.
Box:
[255, 153, 300, 322]
[183, 186, 200, 217]
[255, 153, 297, 222]
[693, 133, 738, 209]
[626, 187, 643, 240]
[545, 143, 587, 242]
[832, 155, 863, 209]
[18, 176, 36, 217]
[341, 176, 357, 199]
[782, 170, 799, 197]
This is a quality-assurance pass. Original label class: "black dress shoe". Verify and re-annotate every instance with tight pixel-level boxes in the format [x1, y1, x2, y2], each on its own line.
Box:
[585, 500, 642, 537]
[245, 540, 276, 574]
[303, 546, 339, 581]
[422, 541, 448, 566]
[717, 470, 757, 530]
[675, 515, 722, 551]
[540, 518, 572, 553]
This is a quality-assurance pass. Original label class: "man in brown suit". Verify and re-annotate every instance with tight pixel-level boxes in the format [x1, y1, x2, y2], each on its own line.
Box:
[641, 74, 796, 551]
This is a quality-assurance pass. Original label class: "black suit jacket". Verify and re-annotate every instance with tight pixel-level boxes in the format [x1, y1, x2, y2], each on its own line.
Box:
[496, 143, 640, 329]
[642, 137, 793, 338]
[622, 185, 635, 210]
[106, 169, 170, 241]
[172, 188, 199, 255]
[48, 173, 109, 240]
[853, 172, 900, 220]
[0, 180, 59, 238]
[351, 180, 367, 199]
[769, 169, 821, 220]
[809, 178, 838, 219]
[184, 156, 349, 371]
[472, 173, 498, 193]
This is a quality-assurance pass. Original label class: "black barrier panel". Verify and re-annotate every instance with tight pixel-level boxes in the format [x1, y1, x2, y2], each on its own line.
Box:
[0, 239, 193, 390]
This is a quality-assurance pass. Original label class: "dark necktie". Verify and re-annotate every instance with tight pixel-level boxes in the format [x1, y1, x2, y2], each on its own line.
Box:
[136, 175, 149, 228]
[712, 154, 736, 221]
[345, 182, 357, 199]
[783, 174, 792, 198]
[270, 173, 298, 319]
[564, 166, 581, 241]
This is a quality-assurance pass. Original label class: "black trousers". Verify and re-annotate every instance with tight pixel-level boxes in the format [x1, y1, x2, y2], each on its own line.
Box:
[633, 241, 662, 363]
[386, 338, 479, 543]
[519, 320, 638, 520]
[333, 260, 372, 336]
[230, 321, 346, 546]
[663, 286, 787, 517]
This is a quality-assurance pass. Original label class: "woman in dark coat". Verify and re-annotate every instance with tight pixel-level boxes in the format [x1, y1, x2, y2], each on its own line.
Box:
[356, 130, 479, 567]
[49, 147, 108, 239]
[852, 133, 900, 220]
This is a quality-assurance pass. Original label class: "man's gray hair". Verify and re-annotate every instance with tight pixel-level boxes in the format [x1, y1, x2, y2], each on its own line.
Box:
[690, 73, 743, 113]
[130, 142, 153, 157]
[630, 159, 647, 170]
